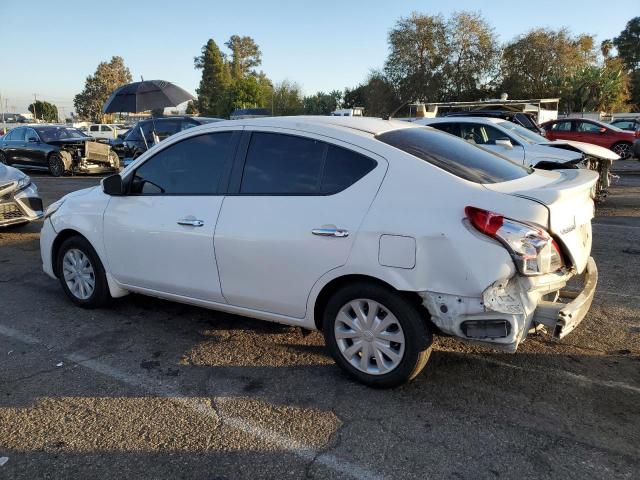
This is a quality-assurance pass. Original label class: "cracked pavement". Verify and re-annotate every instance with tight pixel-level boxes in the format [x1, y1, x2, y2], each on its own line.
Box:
[0, 165, 639, 479]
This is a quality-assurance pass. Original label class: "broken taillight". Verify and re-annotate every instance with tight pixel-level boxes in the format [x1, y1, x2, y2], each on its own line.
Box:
[465, 206, 564, 276]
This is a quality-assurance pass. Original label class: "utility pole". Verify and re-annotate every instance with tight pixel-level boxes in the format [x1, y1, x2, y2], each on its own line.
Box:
[33, 93, 38, 122]
[0, 93, 4, 134]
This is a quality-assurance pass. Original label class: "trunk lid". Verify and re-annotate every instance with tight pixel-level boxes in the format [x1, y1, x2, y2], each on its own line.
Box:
[483, 169, 598, 273]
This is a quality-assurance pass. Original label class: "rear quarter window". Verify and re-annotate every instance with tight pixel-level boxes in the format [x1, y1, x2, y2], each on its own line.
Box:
[376, 127, 529, 184]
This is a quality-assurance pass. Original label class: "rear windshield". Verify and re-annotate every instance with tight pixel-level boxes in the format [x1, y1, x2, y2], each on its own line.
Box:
[376, 127, 530, 184]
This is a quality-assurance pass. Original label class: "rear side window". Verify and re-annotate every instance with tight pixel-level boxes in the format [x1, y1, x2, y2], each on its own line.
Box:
[552, 121, 572, 132]
[240, 132, 376, 195]
[7, 128, 25, 141]
[430, 123, 460, 136]
[376, 127, 529, 184]
[131, 132, 235, 195]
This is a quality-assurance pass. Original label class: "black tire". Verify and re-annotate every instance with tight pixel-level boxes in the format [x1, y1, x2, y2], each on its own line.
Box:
[322, 282, 432, 388]
[0, 150, 8, 165]
[56, 236, 110, 308]
[612, 142, 632, 159]
[48, 152, 66, 177]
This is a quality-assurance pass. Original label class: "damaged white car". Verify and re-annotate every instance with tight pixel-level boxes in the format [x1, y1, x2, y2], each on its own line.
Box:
[417, 116, 618, 200]
[40, 117, 598, 387]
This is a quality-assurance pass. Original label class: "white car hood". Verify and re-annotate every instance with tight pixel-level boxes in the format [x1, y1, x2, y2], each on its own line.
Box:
[544, 140, 619, 161]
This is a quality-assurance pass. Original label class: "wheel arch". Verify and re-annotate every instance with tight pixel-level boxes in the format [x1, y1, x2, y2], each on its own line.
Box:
[51, 228, 89, 278]
[311, 274, 428, 331]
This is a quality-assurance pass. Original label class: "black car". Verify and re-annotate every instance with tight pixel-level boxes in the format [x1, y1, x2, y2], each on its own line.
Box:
[111, 116, 222, 165]
[443, 110, 543, 134]
[0, 125, 120, 176]
[610, 118, 640, 132]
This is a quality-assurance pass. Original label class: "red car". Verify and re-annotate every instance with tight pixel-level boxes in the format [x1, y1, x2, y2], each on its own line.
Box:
[541, 118, 639, 158]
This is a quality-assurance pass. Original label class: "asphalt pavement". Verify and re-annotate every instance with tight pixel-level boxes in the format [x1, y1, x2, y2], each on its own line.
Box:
[0, 164, 639, 479]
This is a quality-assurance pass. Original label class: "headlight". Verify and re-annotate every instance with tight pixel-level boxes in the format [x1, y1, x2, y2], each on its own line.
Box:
[16, 175, 31, 191]
[44, 199, 65, 219]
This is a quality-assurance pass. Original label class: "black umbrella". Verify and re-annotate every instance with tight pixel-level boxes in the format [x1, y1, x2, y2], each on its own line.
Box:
[103, 80, 195, 114]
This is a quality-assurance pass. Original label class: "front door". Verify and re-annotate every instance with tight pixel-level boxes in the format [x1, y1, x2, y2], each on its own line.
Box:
[214, 130, 386, 318]
[103, 129, 239, 302]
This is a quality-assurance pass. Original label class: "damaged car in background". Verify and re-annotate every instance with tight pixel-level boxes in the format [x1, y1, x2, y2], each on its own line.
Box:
[40, 117, 598, 388]
[0, 125, 120, 177]
[417, 116, 618, 200]
[0, 163, 43, 227]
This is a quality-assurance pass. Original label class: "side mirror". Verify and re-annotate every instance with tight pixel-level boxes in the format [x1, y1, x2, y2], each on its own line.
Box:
[102, 174, 124, 195]
[27, 136, 39, 143]
[599, 127, 607, 134]
[495, 138, 513, 150]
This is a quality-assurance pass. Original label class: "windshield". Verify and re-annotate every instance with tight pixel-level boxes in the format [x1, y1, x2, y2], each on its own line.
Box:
[377, 127, 530, 184]
[38, 127, 88, 142]
[498, 121, 548, 144]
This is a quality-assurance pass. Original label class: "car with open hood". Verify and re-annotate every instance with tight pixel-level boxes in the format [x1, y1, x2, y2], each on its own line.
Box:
[0, 125, 120, 176]
[40, 116, 598, 388]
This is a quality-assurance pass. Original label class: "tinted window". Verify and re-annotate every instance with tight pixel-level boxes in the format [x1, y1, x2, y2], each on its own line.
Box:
[154, 120, 181, 140]
[321, 145, 376, 194]
[241, 133, 325, 194]
[376, 127, 529, 184]
[7, 128, 25, 141]
[90, 125, 99, 132]
[612, 120, 634, 130]
[430, 123, 460, 136]
[131, 132, 234, 195]
[25, 128, 39, 142]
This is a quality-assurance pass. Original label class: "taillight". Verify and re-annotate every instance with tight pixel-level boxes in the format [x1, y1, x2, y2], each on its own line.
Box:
[465, 206, 564, 276]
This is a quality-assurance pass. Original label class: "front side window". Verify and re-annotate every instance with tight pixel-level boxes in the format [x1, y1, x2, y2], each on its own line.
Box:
[130, 132, 234, 195]
[25, 128, 39, 142]
[376, 127, 529, 184]
[240, 132, 377, 195]
[458, 124, 506, 145]
[552, 121, 572, 132]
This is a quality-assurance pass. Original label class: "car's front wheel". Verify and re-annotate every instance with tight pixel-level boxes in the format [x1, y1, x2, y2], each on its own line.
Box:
[48, 153, 66, 177]
[322, 282, 432, 388]
[56, 236, 110, 308]
[0, 151, 8, 165]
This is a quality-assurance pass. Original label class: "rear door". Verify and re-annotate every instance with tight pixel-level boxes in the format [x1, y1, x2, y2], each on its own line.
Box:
[214, 129, 386, 318]
[103, 129, 240, 302]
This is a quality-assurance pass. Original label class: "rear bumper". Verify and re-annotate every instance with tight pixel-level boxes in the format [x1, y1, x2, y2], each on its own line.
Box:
[532, 257, 597, 339]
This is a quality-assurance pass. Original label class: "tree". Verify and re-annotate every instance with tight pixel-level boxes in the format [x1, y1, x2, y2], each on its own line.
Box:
[613, 17, 640, 71]
[344, 71, 399, 117]
[225, 35, 262, 79]
[303, 91, 342, 115]
[28, 100, 58, 122]
[194, 39, 231, 117]
[271, 80, 304, 116]
[566, 60, 630, 113]
[444, 11, 500, 100]
[73, 56, 132, 122]
[185, 101, 198, 115]
[499, 28, 596, 108]
[384, 13, 449, 102]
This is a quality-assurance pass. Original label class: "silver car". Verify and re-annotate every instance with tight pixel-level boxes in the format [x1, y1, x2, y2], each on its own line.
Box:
[0, 164, 44, 226]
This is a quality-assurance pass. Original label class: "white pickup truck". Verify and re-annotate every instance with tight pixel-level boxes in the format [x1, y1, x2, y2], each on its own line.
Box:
[85, 124, 130, 140]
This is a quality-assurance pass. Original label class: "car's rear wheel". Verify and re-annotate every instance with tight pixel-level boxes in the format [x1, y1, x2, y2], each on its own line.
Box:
[48, 153, 66, 177]
[56, 236, 110, 308]
[612, 142, 632, 159]
[322, 282, 432, 388]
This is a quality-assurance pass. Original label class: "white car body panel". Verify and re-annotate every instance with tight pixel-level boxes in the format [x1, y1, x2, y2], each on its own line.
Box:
[40, 116, 598, 352]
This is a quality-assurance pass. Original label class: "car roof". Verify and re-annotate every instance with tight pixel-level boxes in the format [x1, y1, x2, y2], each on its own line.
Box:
[210, 116, 418, 136]
[419, 116, 505, 125]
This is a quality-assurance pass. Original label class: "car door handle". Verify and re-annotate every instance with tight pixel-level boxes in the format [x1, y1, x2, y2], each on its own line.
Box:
[177, 218, 204, 227]
[312, 227, 349, 237]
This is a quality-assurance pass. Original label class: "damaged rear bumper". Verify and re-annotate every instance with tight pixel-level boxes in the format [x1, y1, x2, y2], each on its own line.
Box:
[419, 257, 598, 352]
[532, 257, 597, 339]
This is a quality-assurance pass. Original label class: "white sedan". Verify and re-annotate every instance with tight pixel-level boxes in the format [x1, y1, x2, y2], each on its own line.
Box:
[40, 117, 598, 387]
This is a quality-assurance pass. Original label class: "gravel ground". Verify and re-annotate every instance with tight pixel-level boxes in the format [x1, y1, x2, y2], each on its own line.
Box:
[0, 162, 639, 479]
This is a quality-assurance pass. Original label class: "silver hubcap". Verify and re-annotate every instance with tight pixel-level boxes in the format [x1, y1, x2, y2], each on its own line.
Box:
[334, 299, 405, 375]
[62, 249, 95, 300]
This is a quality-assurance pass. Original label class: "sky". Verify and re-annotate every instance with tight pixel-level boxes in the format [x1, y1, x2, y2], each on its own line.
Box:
[0, 0, 634, 114]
